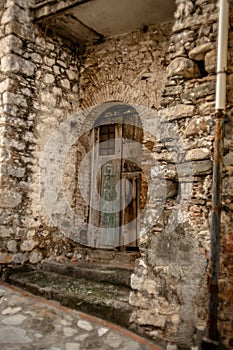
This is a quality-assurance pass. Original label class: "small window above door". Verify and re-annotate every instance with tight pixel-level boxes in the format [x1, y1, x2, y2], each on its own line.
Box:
[99, 124, 115, 156]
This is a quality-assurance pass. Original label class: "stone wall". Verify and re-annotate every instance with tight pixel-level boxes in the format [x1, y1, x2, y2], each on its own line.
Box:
[0, 1, 173, 265]
[0, 0, 233, 349]
[79, 21, 173, 246]
[26, 28, 81, 263]
[79, 1, 222, 347]
[0, 0, 81, 265]
[129, 0, 224, 349]
[80, 22, 172, 109]
[0, 0, 37, 265]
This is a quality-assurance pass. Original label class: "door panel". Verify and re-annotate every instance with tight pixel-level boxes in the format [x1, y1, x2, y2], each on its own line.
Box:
[121, 173, 140, 249]
[98, 159, 121, 248]
[88, 122, 141, 250]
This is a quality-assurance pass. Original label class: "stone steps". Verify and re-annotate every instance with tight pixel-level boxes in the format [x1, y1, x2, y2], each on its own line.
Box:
[72, 248, 140, 269]
[39, 261, 132, 287]
[6, 262, 134, 328]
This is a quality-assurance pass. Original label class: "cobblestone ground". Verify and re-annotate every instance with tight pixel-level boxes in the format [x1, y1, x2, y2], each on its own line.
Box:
[0, 283, 161, 350]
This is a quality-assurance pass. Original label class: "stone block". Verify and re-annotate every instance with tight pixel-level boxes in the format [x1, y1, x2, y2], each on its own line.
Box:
[0, 225, 14, 238]
[44, 57, 55, 66]
[3, 3, 28, 23]
[20, 239, 39, 252]
[192, 160, 212, 175]
[5, 20, 34, 41]
[40, 92, 56, 107]
[0, 35, 23, 58]
[205, 49, 217, 74]
[198, 102, 215, 115]
[67, 69, 77, 80]
[2, 91, 27, 107]
[168, 58, 200, 79]
[61, 79, 71, 90]
[131, 274, 144, 290]
[184, 118, 207, 137]
[0, 79, 12, 94]
[44, 74, 55, 84]
[3, 164, 25, 178]
[29, 249, 43, 264]
[143, 279, 157, 295]
[129, 291, 143, 307]
[160, 104, 195, 121]
[0, 190, 22, 208]
[0, 252, 12, 264]
[1, 54, 35, 76]
[6, 0, 26, 10]
[137, 310, 166, 328]
[7, 240, 17, 253]
[11, 252, 28, 264]
[189, 43, 215, 61]
[224, 151, 233, 167]
[185, 148, 210, 161]
[1, 6, 14, 24]
[31, 52, 43, 64]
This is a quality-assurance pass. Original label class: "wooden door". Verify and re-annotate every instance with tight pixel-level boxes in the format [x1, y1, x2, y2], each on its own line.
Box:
[88, 124, 121, 248]
[88, 122, 141, 250]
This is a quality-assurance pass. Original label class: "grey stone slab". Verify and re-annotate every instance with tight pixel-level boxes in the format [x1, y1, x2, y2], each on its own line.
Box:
[97, 327, 109, 337]
[2, 314, 27, 326]
[65, 344, 80, 350]
[2, 307, 22, 315]
[63, 327, 78, 337]
[0, 326, 32, 343]
[121, 341, 145, 350]
[77, 320, 93, 331]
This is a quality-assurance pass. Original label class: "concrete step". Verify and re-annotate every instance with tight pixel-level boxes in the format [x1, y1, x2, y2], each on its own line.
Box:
[6, 264, 134, 328]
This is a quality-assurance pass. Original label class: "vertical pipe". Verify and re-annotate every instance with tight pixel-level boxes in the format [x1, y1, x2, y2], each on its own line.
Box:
[202, 0, 229, 348]
[216, 0, 229, 110]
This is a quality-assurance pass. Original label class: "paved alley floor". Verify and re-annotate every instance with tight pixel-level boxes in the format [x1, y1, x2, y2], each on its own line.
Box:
[0, 282, 162, 350]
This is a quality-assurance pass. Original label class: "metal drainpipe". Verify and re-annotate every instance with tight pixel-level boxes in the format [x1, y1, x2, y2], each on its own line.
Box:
[202, 0, 229, 348]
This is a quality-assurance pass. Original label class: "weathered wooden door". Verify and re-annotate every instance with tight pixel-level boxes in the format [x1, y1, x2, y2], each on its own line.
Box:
[88, 123, 122, 248]
[88, 113, 142, 250]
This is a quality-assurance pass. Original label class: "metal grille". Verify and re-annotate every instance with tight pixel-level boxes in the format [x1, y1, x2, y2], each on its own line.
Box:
[99, 124, 115, 156]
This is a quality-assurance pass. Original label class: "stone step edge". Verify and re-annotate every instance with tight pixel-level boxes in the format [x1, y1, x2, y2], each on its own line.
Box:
[39, 261, 132, 288]
[6, 271, 133, 329]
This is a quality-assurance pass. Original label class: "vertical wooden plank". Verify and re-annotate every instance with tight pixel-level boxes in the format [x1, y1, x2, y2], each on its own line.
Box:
[99, 159, 121, 248]
[88, 123, 122, 249]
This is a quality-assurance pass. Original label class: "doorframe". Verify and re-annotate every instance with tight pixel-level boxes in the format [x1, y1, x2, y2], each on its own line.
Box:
[87, 104, 143, 251]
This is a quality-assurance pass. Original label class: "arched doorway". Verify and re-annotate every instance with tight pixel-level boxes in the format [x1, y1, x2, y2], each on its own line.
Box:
[87, 104, 143, 251]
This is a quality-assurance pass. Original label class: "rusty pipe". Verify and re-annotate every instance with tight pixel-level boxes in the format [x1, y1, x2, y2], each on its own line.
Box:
[202, 0, 229, 348]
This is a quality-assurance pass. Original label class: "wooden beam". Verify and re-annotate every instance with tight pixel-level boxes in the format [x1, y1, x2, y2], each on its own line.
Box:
[31, 0, 91, 21]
